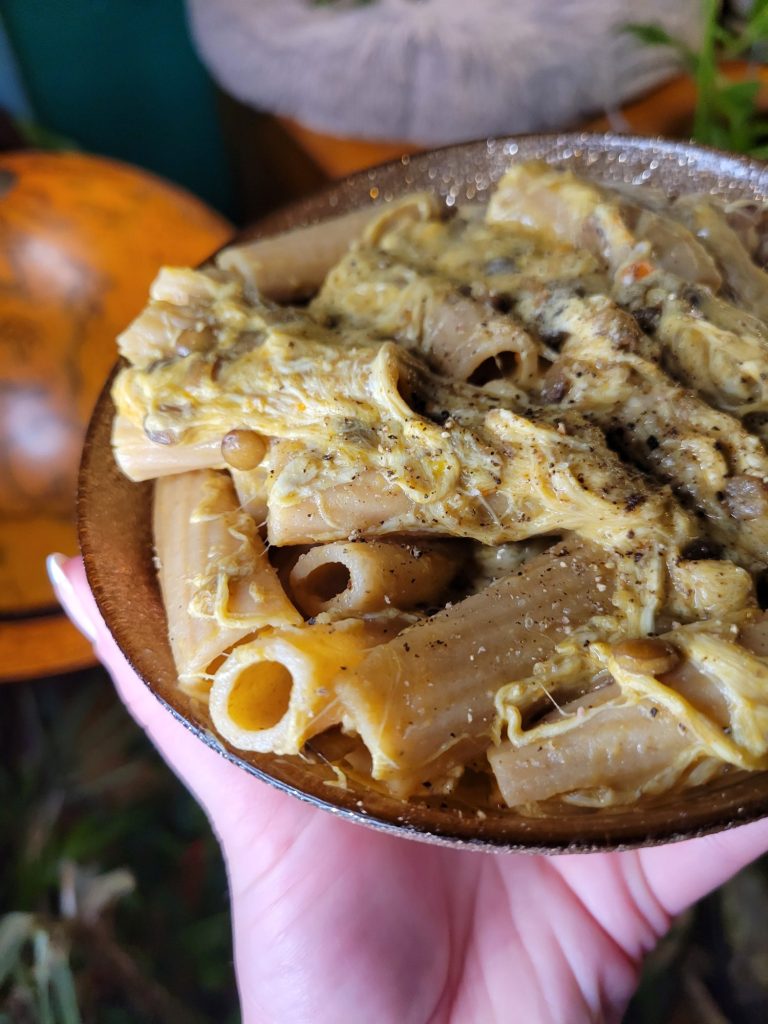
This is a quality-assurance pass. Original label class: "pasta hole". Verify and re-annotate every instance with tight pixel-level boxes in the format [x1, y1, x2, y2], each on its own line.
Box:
[228, 660, 293, 731]
[396, 365, 428, 416]
[468, 351, 518, 386]
[304, 562, 351, 604]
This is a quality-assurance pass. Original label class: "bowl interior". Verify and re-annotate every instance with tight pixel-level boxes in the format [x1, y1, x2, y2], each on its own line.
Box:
[79, 133, 768, 852]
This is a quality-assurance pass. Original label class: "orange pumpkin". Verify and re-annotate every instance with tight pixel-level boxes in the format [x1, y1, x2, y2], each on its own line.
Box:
[0, 151, 231, 680]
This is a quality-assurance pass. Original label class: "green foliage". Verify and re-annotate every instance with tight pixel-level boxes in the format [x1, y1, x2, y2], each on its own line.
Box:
[0, 672, 239, 1023]
[625, 0, 768, 155]
[624, 857, 768, 1022]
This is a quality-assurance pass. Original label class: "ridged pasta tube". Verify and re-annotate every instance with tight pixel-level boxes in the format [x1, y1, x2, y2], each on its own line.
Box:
[335, 541, 616, 796]
[154, 469, 301, 694]
[490, 613, 768, 808]
[288, 539, 461, 618]
[216, 206, 380, 301]
[209, 618, 402, 755]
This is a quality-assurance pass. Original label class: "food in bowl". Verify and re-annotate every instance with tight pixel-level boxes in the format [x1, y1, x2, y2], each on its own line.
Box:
[109, 160, 768, 813]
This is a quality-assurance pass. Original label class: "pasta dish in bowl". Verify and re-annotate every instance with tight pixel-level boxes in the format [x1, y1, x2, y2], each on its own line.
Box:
[79, 134, 768, 850]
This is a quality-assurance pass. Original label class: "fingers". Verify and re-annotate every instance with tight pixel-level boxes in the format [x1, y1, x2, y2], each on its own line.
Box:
[47, 554, 301, 840]
[637, 816, 768, 918]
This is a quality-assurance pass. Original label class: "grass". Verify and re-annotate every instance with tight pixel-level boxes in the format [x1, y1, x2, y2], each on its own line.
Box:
[0, 670, 238, 1023]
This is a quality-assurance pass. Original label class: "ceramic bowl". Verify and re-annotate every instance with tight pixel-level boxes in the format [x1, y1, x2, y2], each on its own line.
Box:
[79, 133, 768, 852]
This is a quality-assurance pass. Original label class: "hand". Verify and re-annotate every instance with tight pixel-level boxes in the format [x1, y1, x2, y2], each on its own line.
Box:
[50, 554, 768, 1024]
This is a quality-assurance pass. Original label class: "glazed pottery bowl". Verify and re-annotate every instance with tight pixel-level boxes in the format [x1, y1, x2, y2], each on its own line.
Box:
[79, 133, 768, 852]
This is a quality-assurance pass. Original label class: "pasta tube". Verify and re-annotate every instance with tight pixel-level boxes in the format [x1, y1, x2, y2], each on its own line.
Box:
[489, 687, 701, 808]
[334, 541, 617, 796]
[267, 469, 418, 546]
[671, 197, 768, 322]
[209, 618, 402, 755]
[113, 415, 226, 482]
[490, 613, 768, 808]
[216, 207, 380, 301]
[288, 539, 461, 618]
[154, 469, 301, 694]
[311, 248, 542, 387]
[117, 267, 252, 368]
[217, 193, 439, 302]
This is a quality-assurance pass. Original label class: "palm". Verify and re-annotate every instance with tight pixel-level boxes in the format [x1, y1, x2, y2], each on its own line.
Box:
[58, 558, 768, 1024]
[218, 796, 647, 1024]
[220, 790, 768, 1024]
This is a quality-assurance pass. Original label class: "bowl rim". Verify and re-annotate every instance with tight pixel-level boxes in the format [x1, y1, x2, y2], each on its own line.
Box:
[79, 130, 768, 853]
[236, 129, 768, 235]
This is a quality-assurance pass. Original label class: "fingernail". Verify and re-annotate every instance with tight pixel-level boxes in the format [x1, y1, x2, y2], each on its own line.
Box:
[46, 553, 97, 643]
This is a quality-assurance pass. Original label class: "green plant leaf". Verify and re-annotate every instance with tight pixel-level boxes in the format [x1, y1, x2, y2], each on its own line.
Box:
[49, 950, 81, 1024]
[712, 24, 734, 45]
[623, 22, 678, 47]
[32, 929, 54, 1024]
[747, 2, 768, 42]
[622, 21, 697, 71]
[709, 122, 735, 149]
[715, 79, 761, 118]
[77, 867, 135, 923]
[714, 24, 746, 59]
[0, 913, 34, 988]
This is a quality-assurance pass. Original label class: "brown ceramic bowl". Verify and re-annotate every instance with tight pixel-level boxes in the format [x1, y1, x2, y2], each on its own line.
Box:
[79, 133, 768, 852]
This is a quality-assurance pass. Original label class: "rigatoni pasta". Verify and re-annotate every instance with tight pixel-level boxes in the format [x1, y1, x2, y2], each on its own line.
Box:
[153, 469, 301, 695]
[288, 539, 462, 618]
[216, 206, 381, 301]
[113, 416, 227, 481]
[111, 159, 768, 816]
[209, 618, 402, 756]
[335, 540, 617, 797]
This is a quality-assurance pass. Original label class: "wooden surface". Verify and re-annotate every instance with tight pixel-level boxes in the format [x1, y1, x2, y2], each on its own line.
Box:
[0, 613, 94, 681]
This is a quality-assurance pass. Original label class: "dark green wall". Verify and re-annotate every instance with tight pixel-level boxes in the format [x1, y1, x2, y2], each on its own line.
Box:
[2, 0, 233, 215]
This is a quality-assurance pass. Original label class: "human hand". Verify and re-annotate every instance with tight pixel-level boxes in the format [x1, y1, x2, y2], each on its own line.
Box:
[49, 554, 768, 1024]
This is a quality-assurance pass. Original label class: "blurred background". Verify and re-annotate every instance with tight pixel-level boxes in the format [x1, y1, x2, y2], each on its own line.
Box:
[3, 1, 768, 1020]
